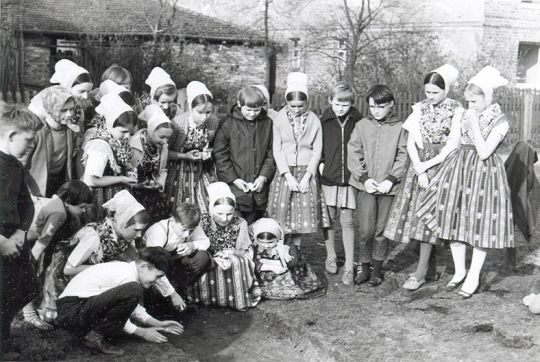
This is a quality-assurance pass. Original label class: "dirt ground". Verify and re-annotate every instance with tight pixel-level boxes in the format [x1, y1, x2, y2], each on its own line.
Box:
[3, 228, 540, 362]
[4, 159, 540, 361]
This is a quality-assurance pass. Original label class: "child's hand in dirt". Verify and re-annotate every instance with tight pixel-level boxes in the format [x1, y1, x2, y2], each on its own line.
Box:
[137, 327, 168, 343]
[170, 292, 186, 311]
[157, 320, 184, 335]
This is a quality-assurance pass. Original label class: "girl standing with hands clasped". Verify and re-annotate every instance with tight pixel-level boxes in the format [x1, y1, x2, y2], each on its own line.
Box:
[416, 66, 514, 298]
[268, 72, 330, 247]
[166, 81, 219, 214]
[384, 64, 464, 291]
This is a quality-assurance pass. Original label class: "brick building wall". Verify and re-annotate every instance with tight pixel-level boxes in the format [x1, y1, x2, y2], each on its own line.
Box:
[482, 0, 540, 80]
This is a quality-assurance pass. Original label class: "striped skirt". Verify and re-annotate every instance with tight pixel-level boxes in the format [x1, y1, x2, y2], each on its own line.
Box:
[92, 184, 126, 220]
[415, 146, 514, 248]
[165, 159, 217, 214]
[186, 253, 262, 311]
[384, 144, 442, 244]
[267, 165, 331, 234]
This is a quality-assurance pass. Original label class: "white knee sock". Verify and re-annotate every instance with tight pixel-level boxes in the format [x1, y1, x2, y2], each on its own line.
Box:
[325, 229, 337, 259]
[462, 247, 487, 293]
[449, 242, 467, 283]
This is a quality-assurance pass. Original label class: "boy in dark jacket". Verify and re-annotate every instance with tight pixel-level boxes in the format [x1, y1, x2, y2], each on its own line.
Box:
[0, 103, 42, 345]
[347, 85, 408, 286]
[213, 86, 275, 224]
[320, 82, 361, 285]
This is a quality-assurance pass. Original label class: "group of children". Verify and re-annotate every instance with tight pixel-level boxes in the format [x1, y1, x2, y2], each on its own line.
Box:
[0, 57, 535, 356]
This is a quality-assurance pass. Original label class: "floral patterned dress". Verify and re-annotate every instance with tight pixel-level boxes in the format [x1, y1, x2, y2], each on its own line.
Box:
[254, 243, 325, 300]
[186, 214, 261, 311]
[166, 119, 218, 214]
[384, 98, 461, 244]
[130, 136, 169, 223]
[415, 103, 514, 248]
[82, 126, 133, 219]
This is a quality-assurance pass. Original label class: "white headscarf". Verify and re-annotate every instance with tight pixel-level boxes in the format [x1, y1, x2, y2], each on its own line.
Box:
[95, 92, 134, 130]
[139, 104, 171, 135]
[145, 67, 176, 100]
[207, 182, 236, 213]
[186, 81, 212, 107]
[431, 64, 459, 97]
[468, 66, 509, 105]
[102, 190, 145, 230]
[251, 218, 292, 265]
[285, 72, 309, 98]
[50, 59, 90, 89]
[96, 79, 130, 102]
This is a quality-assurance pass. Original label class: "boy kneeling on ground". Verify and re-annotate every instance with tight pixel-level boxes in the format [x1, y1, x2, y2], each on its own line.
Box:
[56, 247, 183, 356]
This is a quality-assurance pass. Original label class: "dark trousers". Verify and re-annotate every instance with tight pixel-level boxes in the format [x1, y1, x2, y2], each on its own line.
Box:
[1, 241, 38, 341]
[56, 282, 142, 337]
[239, 209, 267, 225]
[144, 250, 212, 318]
[357, 191, 394, 263]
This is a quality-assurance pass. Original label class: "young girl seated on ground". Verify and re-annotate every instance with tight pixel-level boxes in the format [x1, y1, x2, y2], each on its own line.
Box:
[23, 180, 93, 328]
[252, 218, 324, 300]
[186, 182, 262, 311]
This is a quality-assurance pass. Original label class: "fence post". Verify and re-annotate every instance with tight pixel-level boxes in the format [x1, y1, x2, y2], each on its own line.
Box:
[523, 92, 533, 142]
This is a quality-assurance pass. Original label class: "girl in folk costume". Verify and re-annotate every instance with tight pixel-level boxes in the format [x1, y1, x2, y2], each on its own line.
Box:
[252, 218, 324, 300]
[129, 105, 172, 224]
[384, 64, 464, 291]
[138, 67, 181, 120]
[22, 181, 93, 328]
[63, 190, 148, 278]
[165, 81, 219, 214]
[81, 93, 137, 219]
[86, 79, 137, 131]
[50, 59, 94, 133]
[25, 86, 80, 197]
[416, 66, 514, 298]
[187, 182, 261, 311]
[268, 72, 330, 247]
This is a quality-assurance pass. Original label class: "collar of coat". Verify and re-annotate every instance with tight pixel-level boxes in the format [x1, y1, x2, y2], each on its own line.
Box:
[366, 112, 400, 126]
[320, 106, 362, 123]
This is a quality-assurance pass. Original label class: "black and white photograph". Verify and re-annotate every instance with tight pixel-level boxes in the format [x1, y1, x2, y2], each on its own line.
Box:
[1, 0, 540, 360]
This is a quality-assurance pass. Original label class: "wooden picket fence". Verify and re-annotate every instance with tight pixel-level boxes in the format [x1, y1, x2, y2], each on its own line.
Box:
[3, 86, 540, 148]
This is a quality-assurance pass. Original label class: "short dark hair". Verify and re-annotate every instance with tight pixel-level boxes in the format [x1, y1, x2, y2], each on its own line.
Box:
[119, 91, 136, 107]
[366, 84, 395, 105]
[138, 247, 173, 273]
[125, 209, 150, 228]
[237, 86, 265, 108]
[329, 81, 355, 103]
[191, 94, 214, 109]
[113, 110, 138, 129]
[153, 84, 177, 101]
[57, 180, 94, 205]
[286, 91, 308, 102]
[172, 203, 201, 230]
[0, 102, 42, 133]
[424, 71, 446, 90]
[72, 72, 93, 87]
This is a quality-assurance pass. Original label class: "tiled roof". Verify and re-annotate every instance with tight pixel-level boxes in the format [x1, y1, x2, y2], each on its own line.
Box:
[18, 0, 265, 43]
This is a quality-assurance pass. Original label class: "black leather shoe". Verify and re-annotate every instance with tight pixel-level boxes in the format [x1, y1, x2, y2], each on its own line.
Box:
[83, 331, 125, 356]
